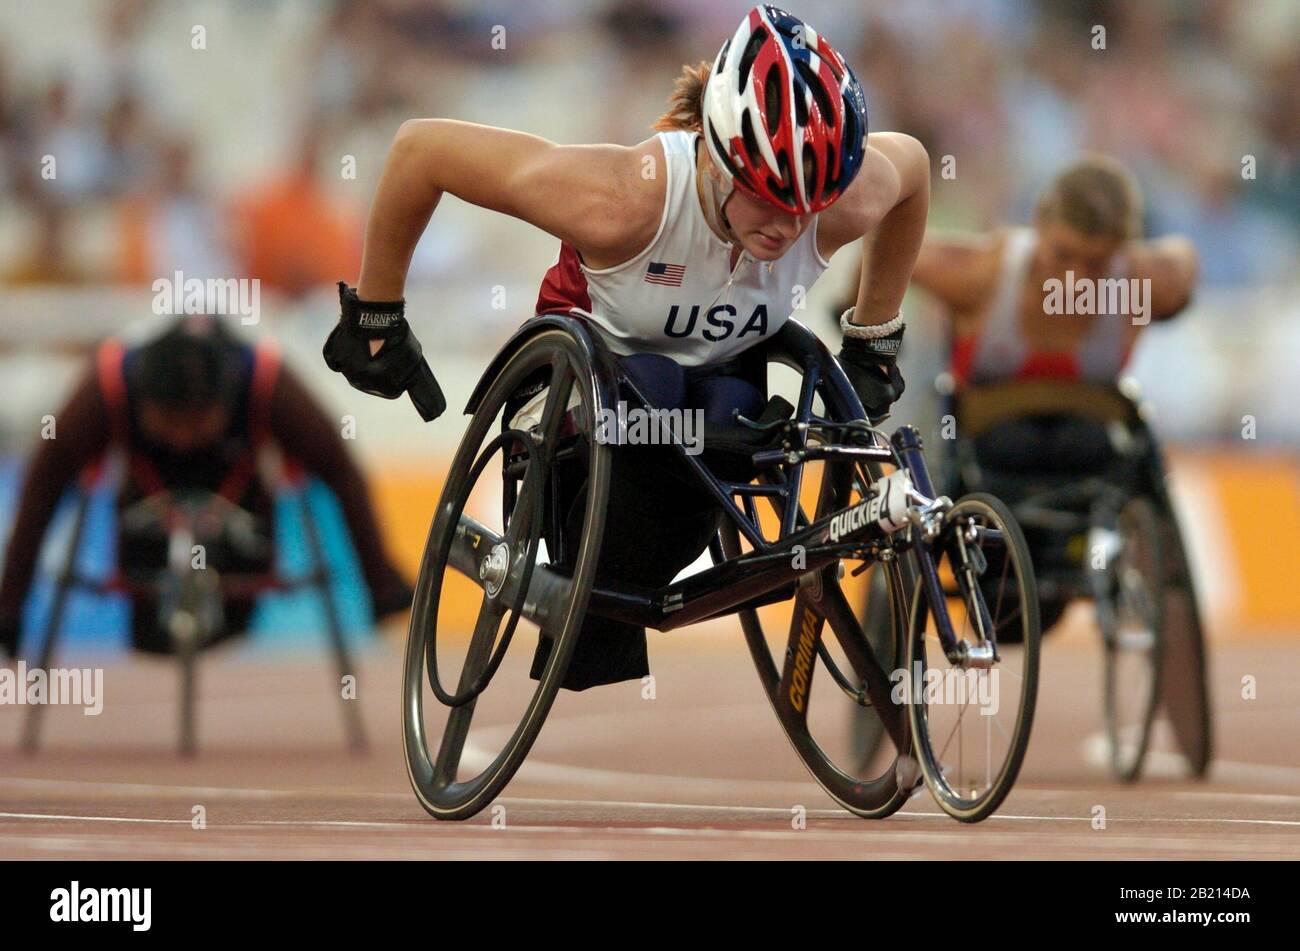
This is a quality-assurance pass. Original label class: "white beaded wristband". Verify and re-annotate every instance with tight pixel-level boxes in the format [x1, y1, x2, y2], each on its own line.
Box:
[840, 307, 904, 339]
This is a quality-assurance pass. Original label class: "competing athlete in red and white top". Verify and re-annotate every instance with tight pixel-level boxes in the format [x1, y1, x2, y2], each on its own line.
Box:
[322, 5, 931, 689]
[912, 155, 1198, 390]
[907, 155, 1198, 476]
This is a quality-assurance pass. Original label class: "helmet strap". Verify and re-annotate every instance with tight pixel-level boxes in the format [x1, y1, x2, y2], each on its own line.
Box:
[698, 161, 739, 244]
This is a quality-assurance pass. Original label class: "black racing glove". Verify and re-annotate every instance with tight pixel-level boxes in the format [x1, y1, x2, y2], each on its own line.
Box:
[836, 322, 906, 423]
[323, 282, 446, 422]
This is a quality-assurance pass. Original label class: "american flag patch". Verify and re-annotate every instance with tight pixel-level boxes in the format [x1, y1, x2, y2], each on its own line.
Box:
[645, 261, 686, 287]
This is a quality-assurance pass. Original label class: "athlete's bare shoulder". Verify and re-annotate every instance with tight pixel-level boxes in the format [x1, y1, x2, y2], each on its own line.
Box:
[576, 135, 669, 268]
[1124, 235, 1199, 321]
[818, 132, 928, 257]
[396, 119, 667, 264]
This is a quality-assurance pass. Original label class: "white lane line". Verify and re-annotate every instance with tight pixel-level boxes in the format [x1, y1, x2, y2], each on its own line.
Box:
[978, 814, 1300, 828]
[466, 727, 1300, 807]
[6, 771, 1293, 826]
[0, 812, 191, 825]
[496, 796, 1300, 827]
[5, 805, 1300, 832]
[0, 838, 633, 860]
[0, 829, 1285, 863]
[5, 772, 1298, 829]
[3, 774, 1274, 817]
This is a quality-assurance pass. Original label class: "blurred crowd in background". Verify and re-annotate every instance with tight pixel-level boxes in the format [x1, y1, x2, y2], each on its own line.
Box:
[2, 0, 1296, 290]
[0, 0, 1297, 443]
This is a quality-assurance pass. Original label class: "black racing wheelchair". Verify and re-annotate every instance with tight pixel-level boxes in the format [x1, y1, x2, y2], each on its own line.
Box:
[933, 378, 1212, 781]
[402, 315, 1042, 823]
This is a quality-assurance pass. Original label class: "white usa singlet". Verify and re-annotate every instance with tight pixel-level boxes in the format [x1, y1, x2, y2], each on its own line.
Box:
[534, 130, 831, 367]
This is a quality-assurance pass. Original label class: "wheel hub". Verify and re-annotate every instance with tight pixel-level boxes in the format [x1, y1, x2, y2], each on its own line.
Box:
[479, 542, 511, 598]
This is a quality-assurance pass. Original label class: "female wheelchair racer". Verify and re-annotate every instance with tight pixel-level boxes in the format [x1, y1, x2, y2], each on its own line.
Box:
[322, 6, 1040, 822]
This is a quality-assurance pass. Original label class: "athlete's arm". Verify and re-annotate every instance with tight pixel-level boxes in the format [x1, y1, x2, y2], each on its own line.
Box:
[356, 119, 654, 300]
[818, 133, 929, 421]
[910, 231, 1001, 317]
[1125, 235, 1199, 322]
[0, 369, 110, 656]
[818, 132, 930, 327]
[268, 364, 412, 618]
[329, 121, 653, 416]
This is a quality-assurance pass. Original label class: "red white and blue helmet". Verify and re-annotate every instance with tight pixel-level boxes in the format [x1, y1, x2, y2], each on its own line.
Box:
[702, 4, 868, 215]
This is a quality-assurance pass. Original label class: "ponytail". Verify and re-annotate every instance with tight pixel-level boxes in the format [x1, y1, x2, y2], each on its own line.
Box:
[652, 61, 712, 133]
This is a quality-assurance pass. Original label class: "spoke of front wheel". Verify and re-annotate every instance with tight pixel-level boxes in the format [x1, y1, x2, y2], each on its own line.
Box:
[986, 709, 992, 790]
[990, 531, 1011, 628]
[991, 709, 1012, 742]
[994, 603, 1023, 630]
[937, 691, 975, 763]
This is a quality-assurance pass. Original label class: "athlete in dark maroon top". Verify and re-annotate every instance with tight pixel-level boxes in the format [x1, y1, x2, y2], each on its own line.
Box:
[0, 318, 411, 657]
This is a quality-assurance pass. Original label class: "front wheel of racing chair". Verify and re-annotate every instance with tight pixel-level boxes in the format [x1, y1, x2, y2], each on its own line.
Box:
[1098, 495, 1165, 782]
[716, 323, 917, 819]
[906, 492, 1040, 822]
[402, 317, 614, 820]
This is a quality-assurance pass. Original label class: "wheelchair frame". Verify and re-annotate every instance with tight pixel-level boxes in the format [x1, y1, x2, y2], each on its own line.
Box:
[18, 451, 368, 755]
[939, 378, 1212, 777]
[455, 317, 978, 661]
[439, 316, 1027, 751]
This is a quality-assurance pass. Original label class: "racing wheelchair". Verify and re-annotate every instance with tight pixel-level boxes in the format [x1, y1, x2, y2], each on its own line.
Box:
[933, 378, 1212, 781]
[19, 454, 368, 755]
[402, 314, 1042, 823]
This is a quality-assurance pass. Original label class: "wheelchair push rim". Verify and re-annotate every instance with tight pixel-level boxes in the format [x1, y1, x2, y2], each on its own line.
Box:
[907, 492, 1040, 822]
[402, 328, 611, 820]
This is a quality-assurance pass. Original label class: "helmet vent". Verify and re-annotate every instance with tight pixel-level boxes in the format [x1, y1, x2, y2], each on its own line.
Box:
[802, 144, 819, 203]
[763, 67, 783, 137]
[842, 95, 859, 154]
[741, 110, 763, 168]
[767, 151, 796, 208]
[795, 59, 835, 126]
[793, 79, 808, 126]
[738, 26, 769, 92]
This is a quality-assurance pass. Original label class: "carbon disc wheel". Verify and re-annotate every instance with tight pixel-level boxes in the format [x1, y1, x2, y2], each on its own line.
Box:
[402, 328, 611, 820]
[730, 460, 913, 820]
